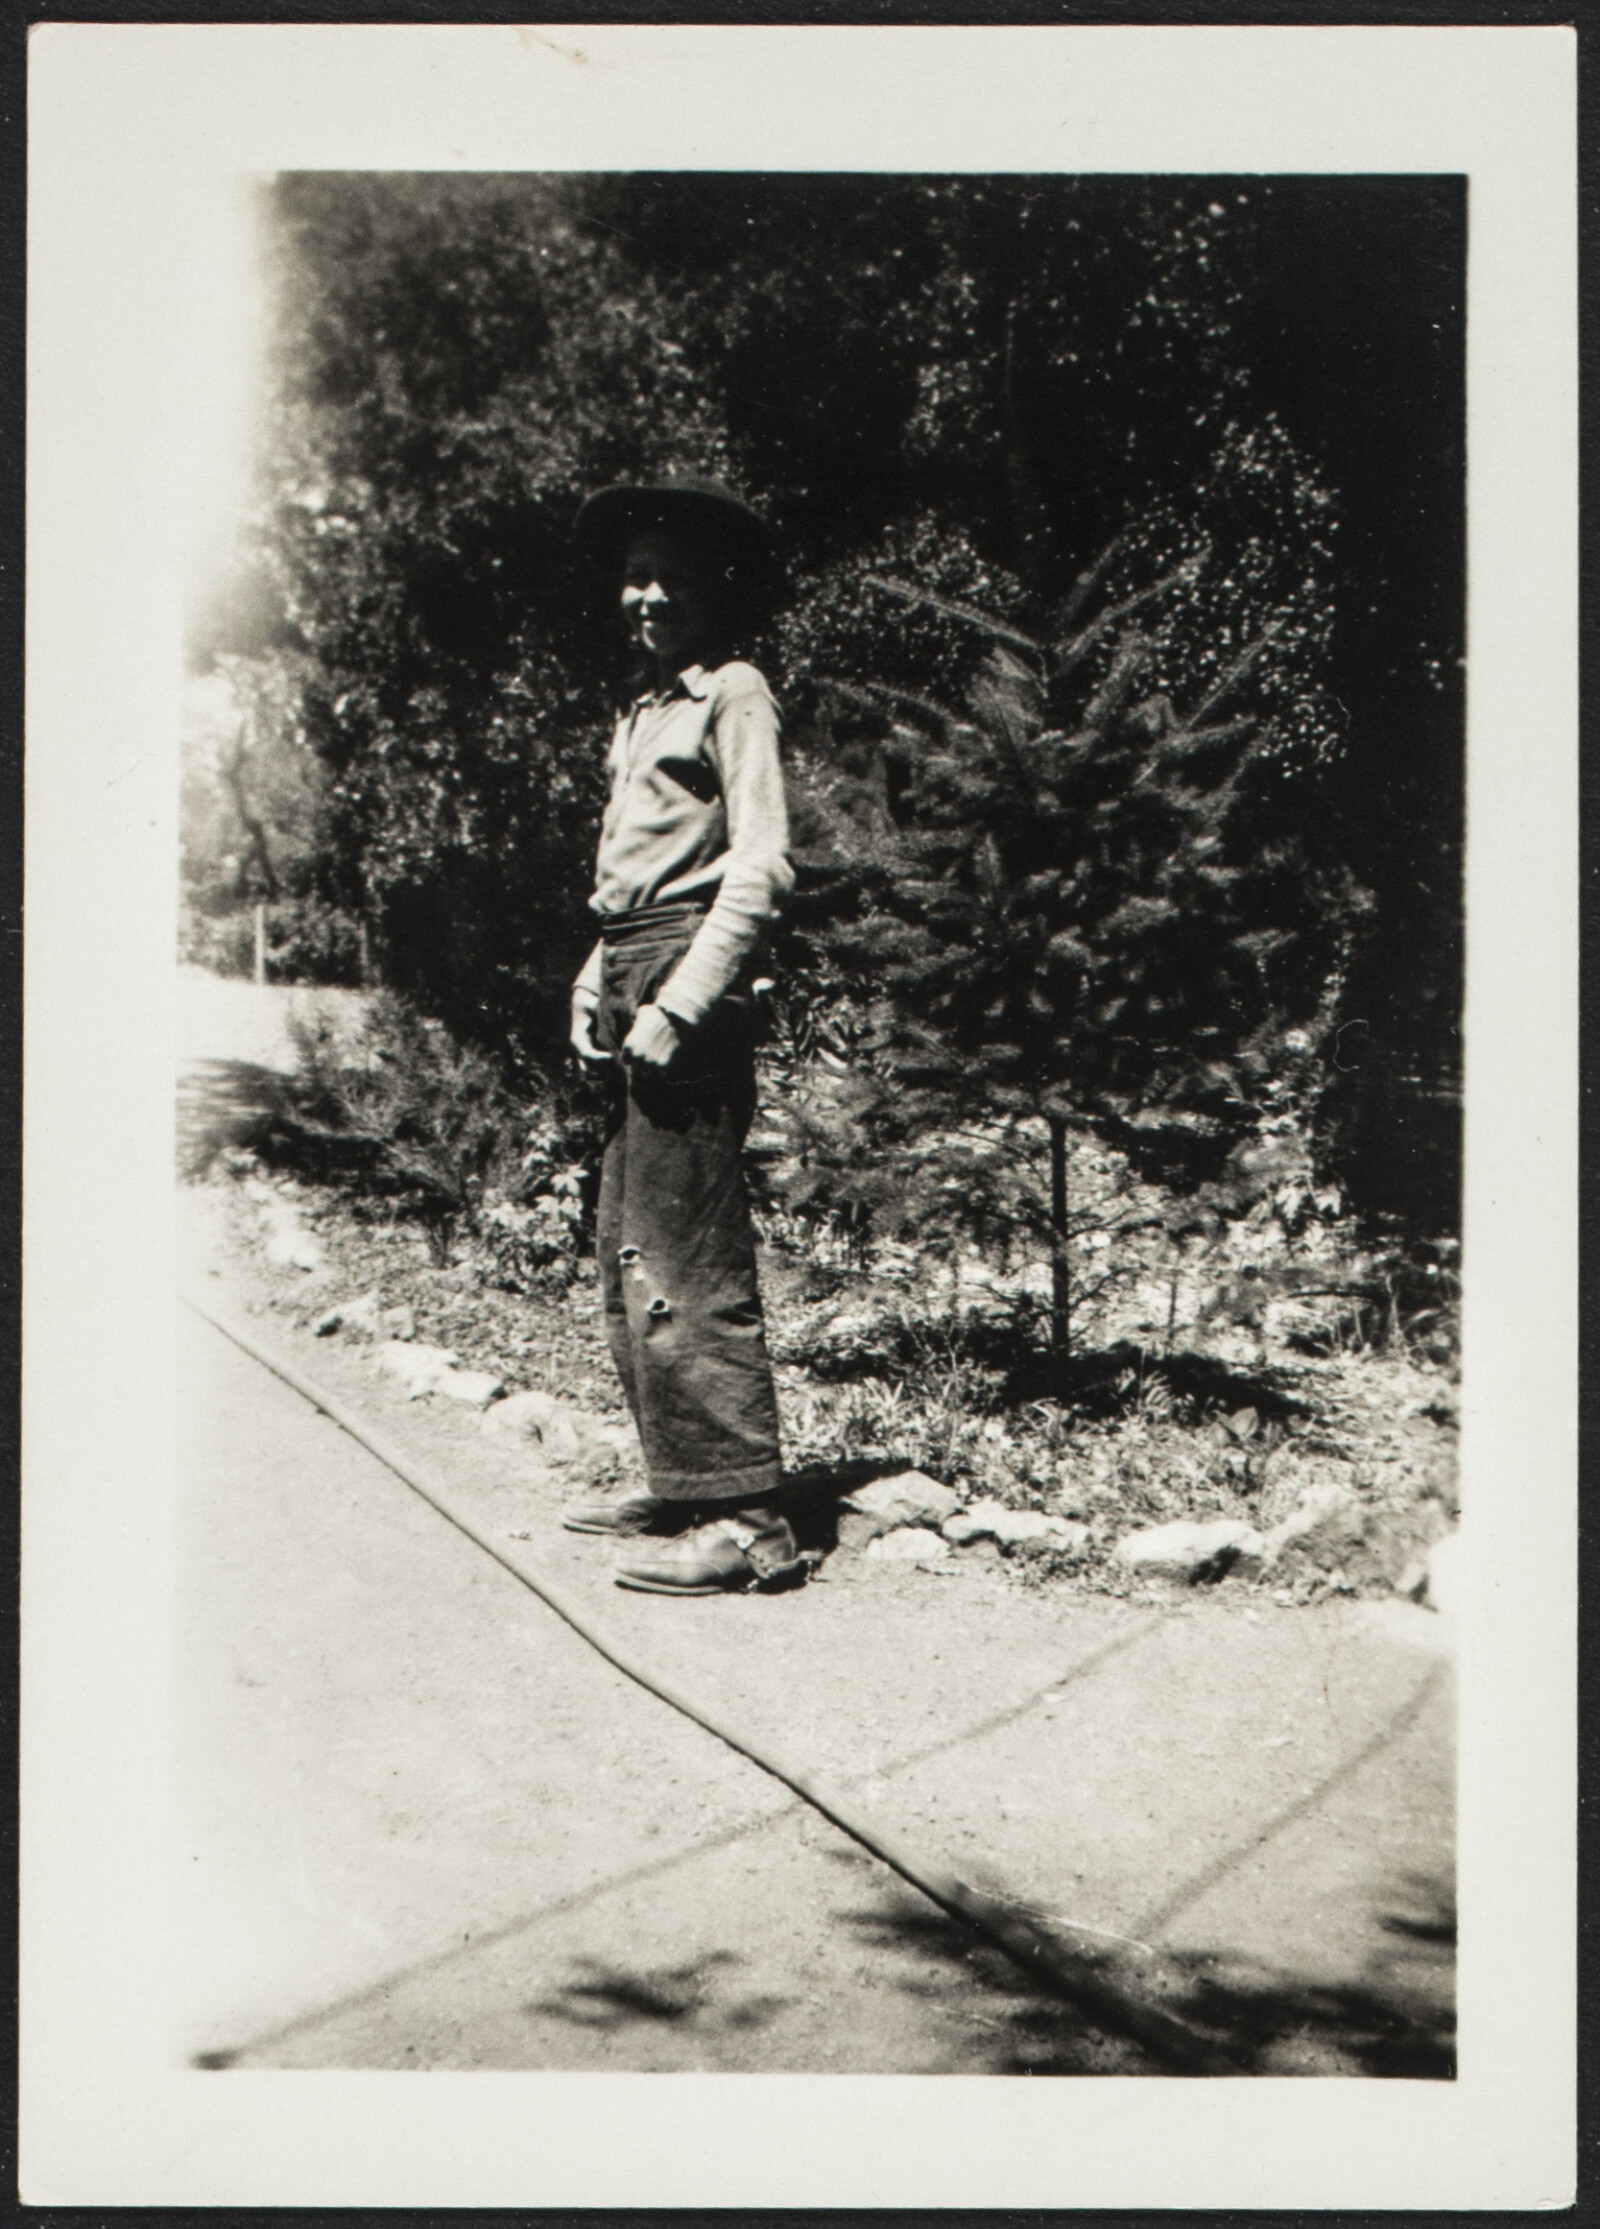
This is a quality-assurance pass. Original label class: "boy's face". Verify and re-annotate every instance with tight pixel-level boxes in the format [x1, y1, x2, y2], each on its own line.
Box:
[621, 529, 719, 668]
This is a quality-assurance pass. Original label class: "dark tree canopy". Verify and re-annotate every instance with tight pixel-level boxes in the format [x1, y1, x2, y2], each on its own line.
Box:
[195, 171, 1462, 1223]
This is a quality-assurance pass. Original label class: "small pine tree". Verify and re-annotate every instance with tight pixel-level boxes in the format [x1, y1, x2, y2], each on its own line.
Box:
[781, 533, 1371, 1357]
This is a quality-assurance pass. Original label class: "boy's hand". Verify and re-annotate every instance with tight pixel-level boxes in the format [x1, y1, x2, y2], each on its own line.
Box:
[620, 1003, 681, 1071]
[570, 992, 612, 1067]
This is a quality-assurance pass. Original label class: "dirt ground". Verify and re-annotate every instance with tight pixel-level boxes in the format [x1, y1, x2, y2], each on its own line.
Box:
[173, 1178, 1455, 2078]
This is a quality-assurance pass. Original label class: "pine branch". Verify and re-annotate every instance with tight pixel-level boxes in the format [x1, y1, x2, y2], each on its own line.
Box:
[1082, 633, 1154, 728]
[1131, 715, 1257, 789]
[1053, 553, 1206, 680]
[831, 676, 959, 734]
[966, 668, 1050, 799]
[1178, 619, 1284, 732]
[1148, 714, 1257, 766]
[1055, 527, 1131, 634]
[865, 574, 1048, 657]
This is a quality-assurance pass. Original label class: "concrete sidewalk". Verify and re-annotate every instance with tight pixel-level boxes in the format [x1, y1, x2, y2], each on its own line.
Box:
[172, 1290, 1453, 2076]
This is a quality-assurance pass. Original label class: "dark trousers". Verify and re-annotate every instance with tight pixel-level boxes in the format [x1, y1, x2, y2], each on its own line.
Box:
[593, 907, 783, 1504]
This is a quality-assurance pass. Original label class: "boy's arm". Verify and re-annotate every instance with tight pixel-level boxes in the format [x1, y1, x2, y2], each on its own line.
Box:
[572, 939, 603, 1006]
[570, 939, 610, 1065]
[573, 712, 625, 1015]
[653, 685, 793, 1029]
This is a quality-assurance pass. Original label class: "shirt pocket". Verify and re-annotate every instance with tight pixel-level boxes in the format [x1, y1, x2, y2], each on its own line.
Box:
[650, 752, 720, 805]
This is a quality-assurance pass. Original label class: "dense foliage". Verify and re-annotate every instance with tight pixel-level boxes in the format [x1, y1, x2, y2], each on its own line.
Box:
[190, 171, 1463, 1222]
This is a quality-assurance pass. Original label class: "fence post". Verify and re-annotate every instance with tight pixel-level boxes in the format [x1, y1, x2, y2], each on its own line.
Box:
[253, 902, 266, 985]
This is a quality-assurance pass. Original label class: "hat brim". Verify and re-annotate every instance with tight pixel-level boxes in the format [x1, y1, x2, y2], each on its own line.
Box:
[575, 481, 781, 587]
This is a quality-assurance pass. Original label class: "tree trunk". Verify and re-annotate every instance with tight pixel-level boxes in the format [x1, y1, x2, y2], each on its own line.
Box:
[1049, 1115, 1070, 1361]
[221, 735, 280, 904]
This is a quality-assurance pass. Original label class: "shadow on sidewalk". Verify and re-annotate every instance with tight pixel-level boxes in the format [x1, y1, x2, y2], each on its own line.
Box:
[835, 1862, 1456, 2077]
[178, 1056, 290, 1175]
[529, 1947, 791, 2040]
[483, 1854, 1452, 2077]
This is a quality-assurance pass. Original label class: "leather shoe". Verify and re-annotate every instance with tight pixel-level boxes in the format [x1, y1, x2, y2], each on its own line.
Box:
[614, 1512, 808, 1595]
[562, 1492, 687, 1537]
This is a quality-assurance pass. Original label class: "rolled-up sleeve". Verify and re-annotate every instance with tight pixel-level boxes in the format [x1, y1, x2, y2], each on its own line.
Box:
[655, 683, 794, 1028]
[572, 939, 603, 1003]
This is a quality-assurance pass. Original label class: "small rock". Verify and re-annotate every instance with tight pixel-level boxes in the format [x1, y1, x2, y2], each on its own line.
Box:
[535, 1409, 585, 1464]
[1230, 1537, 1266, 1581]
[836, 1509, 889, 1553]
[844, 1471, 961, 1534]
[943, 1509, 990, 1545]
[380, 1303, 417, 1341]
[1260, 1481, 1370, 1578]
[434, 1367, 503, 1408]
[999, 1519, 1092, 1562]
[479, 1389, 627, 1467]
[263, 1207, 323, 1273]
[865, 1526, 953, 1568]
[1397, 1556, 1429, 1603]
[483, 1390, 588, 1462]
[376, 1340, 460, 1399]
[338, 1291, 387, 1338]
[481, 1388, 562, 1438]
[1112, 1519, 1263, 1583]
[943, 1498, 1078, 1550]
[313, 1307, 342, 1337]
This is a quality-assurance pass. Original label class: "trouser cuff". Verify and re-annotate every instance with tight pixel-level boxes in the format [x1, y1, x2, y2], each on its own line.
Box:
[646, 1462, 784, 1505]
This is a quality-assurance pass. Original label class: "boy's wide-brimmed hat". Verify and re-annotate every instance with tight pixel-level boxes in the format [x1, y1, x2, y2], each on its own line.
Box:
[575, 479, 783, 606]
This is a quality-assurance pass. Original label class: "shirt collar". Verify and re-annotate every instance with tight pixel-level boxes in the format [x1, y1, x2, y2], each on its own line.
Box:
[633, 662, 713, 709]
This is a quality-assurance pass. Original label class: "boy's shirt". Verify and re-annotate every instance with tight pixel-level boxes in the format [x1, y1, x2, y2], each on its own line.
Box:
[574, 658, 794, 1028]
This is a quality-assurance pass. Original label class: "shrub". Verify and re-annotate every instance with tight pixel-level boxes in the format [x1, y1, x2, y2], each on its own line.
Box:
[264, 991, 599, 1274]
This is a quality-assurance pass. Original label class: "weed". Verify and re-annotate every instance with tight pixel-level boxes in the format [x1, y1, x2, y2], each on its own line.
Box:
[260, 992, 600, 1279]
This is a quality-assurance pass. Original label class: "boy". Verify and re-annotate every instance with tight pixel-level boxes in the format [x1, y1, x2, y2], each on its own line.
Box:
[562, 481, 805, 1596]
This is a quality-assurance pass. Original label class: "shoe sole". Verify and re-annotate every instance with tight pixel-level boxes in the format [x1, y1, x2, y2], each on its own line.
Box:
[614, 1574, 738, 1595]
[614, 1558, 810, 1597]
[562, 1517, 654, 1536]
